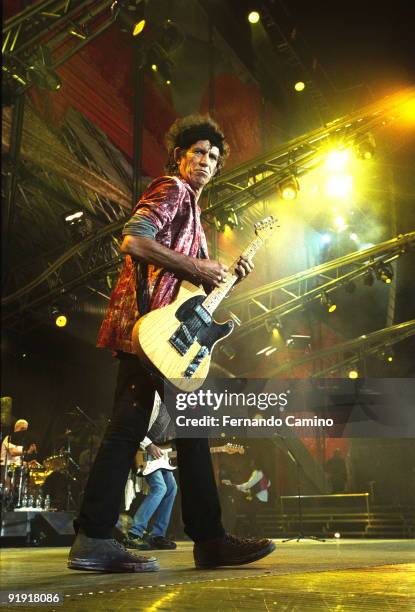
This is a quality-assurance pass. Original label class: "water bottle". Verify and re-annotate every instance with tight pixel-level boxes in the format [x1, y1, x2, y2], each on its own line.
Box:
[44, 495, 51, 511]
[36, 495, 43, 509]
[27, 494, 34, 508]
[21, 494, 28, 507]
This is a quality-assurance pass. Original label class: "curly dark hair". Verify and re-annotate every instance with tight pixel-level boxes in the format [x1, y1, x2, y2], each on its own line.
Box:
[165, 114, 230, 175]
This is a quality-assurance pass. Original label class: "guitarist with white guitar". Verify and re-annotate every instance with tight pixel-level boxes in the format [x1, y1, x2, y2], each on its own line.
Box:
[125, 394, 178, 551]
[69, 115, 276, 573]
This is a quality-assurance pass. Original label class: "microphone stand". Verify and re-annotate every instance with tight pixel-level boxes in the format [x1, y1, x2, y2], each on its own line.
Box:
[276, 434, 325, 543]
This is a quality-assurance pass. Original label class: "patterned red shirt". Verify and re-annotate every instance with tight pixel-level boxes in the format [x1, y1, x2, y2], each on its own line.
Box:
[96, 176, 209, 354]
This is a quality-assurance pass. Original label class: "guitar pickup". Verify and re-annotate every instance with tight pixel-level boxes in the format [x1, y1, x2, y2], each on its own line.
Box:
[194, 304, 212, 326]
[184, 346, 209, 378]
[169, 323, 194, 356]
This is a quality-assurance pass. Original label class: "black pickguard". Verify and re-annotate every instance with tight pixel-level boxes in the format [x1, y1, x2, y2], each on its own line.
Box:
[170, 295, 234, 356]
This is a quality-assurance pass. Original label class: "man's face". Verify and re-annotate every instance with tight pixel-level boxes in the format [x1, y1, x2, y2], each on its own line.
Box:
[177, 140, 220, 191]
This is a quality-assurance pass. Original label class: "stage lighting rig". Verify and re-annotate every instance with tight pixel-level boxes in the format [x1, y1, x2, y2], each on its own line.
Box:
[26, 46, 61, 91]
[320, 292, 337, 313]
[51, 306, 67, 328]
[376, 262, 393, 284]
[279, 176, 300, 201]
[63, 210, 92, 240]
[247, 11, 261, 24]
[111, 0, 146, 37]
[356, 134, 376, 160]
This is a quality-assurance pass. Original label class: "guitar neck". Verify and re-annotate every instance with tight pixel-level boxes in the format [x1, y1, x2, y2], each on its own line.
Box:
[163, 445, 240, 461]
[202, 235, 264, 315]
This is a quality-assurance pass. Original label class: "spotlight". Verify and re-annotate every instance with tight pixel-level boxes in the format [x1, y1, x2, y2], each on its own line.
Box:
[349, 232, 358, 242]
[348, 369, 358, 379]
[111, 0, 146, 37]
[357, 134, 376, 160]
[376, 262, 393, 284]
[279, 176, 300, 201]
[63, 209, 92, 239]
[52, 307, 67, 328]
[321, 293, 337, 313]
[27, 46, 62, 91]
[248, 11, 260, 24]
[294, 81, 305, 92]
[334, 532, 341, 539]
[151, 63, 158, 71]
[382, 348, 394, 364]
[64, 210, 84, 224]
[265, 317, 283, 334]
[321, 233, 332, 245]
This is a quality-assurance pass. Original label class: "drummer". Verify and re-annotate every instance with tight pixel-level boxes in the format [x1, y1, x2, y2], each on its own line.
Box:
[0, 419, 37, 470]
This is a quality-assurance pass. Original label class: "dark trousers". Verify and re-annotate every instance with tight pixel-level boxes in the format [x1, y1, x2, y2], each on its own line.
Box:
[76, 353, 225, 543]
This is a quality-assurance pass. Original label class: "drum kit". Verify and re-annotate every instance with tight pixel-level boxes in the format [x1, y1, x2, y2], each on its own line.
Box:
[2, 451, 79, 512]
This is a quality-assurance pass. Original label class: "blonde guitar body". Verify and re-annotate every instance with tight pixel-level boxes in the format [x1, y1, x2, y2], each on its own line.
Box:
[131, 281, 234, 392]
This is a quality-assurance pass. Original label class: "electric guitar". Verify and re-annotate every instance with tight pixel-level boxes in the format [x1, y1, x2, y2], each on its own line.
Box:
[132, 217, 277, 391]
[136, 443, 245, 476]
[221, 476, 271, 502]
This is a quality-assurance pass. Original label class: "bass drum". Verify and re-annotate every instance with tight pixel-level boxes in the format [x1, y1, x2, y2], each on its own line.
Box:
[42, 471, 80, 511]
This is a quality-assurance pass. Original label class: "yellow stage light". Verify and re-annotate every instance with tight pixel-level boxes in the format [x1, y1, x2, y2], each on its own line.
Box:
[294, 81, 305, 92]
[321, 293, 337, 313]
[133, 19, 146, 36]
[400, 98, 415, 123]
[348, 369, 358, 379]
[248, 11, 260, 24]
[281, 185, 297, 200]
[55, 315, 67, 328]
[151, 64, 158, 72]
[325, 175, 353, 198]
[280, 176, 300, 200]
[325, 150, 350, 171]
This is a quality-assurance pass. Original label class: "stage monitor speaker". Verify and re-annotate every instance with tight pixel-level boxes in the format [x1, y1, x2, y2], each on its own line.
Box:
[30, 511, 76, 546]
[1, 511, 31, 546]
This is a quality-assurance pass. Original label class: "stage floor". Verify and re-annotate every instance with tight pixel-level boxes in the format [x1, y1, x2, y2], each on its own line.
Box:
[1, 539, 414, 611]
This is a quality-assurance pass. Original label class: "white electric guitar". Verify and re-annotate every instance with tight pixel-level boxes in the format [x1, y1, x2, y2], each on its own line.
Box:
[136, 443, 245, 477]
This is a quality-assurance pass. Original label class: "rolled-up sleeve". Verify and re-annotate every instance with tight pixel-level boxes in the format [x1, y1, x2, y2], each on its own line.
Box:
[123, 176, 183, 238]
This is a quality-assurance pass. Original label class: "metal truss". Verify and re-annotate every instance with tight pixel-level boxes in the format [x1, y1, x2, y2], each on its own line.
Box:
[221, 232, 415, 341]
[3, 1, 115, 94]
[259, 1, 332, 122]
[266, 319, 415, 377]
[202, 87, 415, 222]
[2, 218, 124, 326]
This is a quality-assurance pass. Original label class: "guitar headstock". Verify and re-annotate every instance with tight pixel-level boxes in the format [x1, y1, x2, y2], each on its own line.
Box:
[254, 216, 278, 241]
[224, 443, 245, 455]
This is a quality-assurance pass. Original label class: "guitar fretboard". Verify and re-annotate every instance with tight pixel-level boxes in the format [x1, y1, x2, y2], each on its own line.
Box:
[202, 236, 263, 315]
